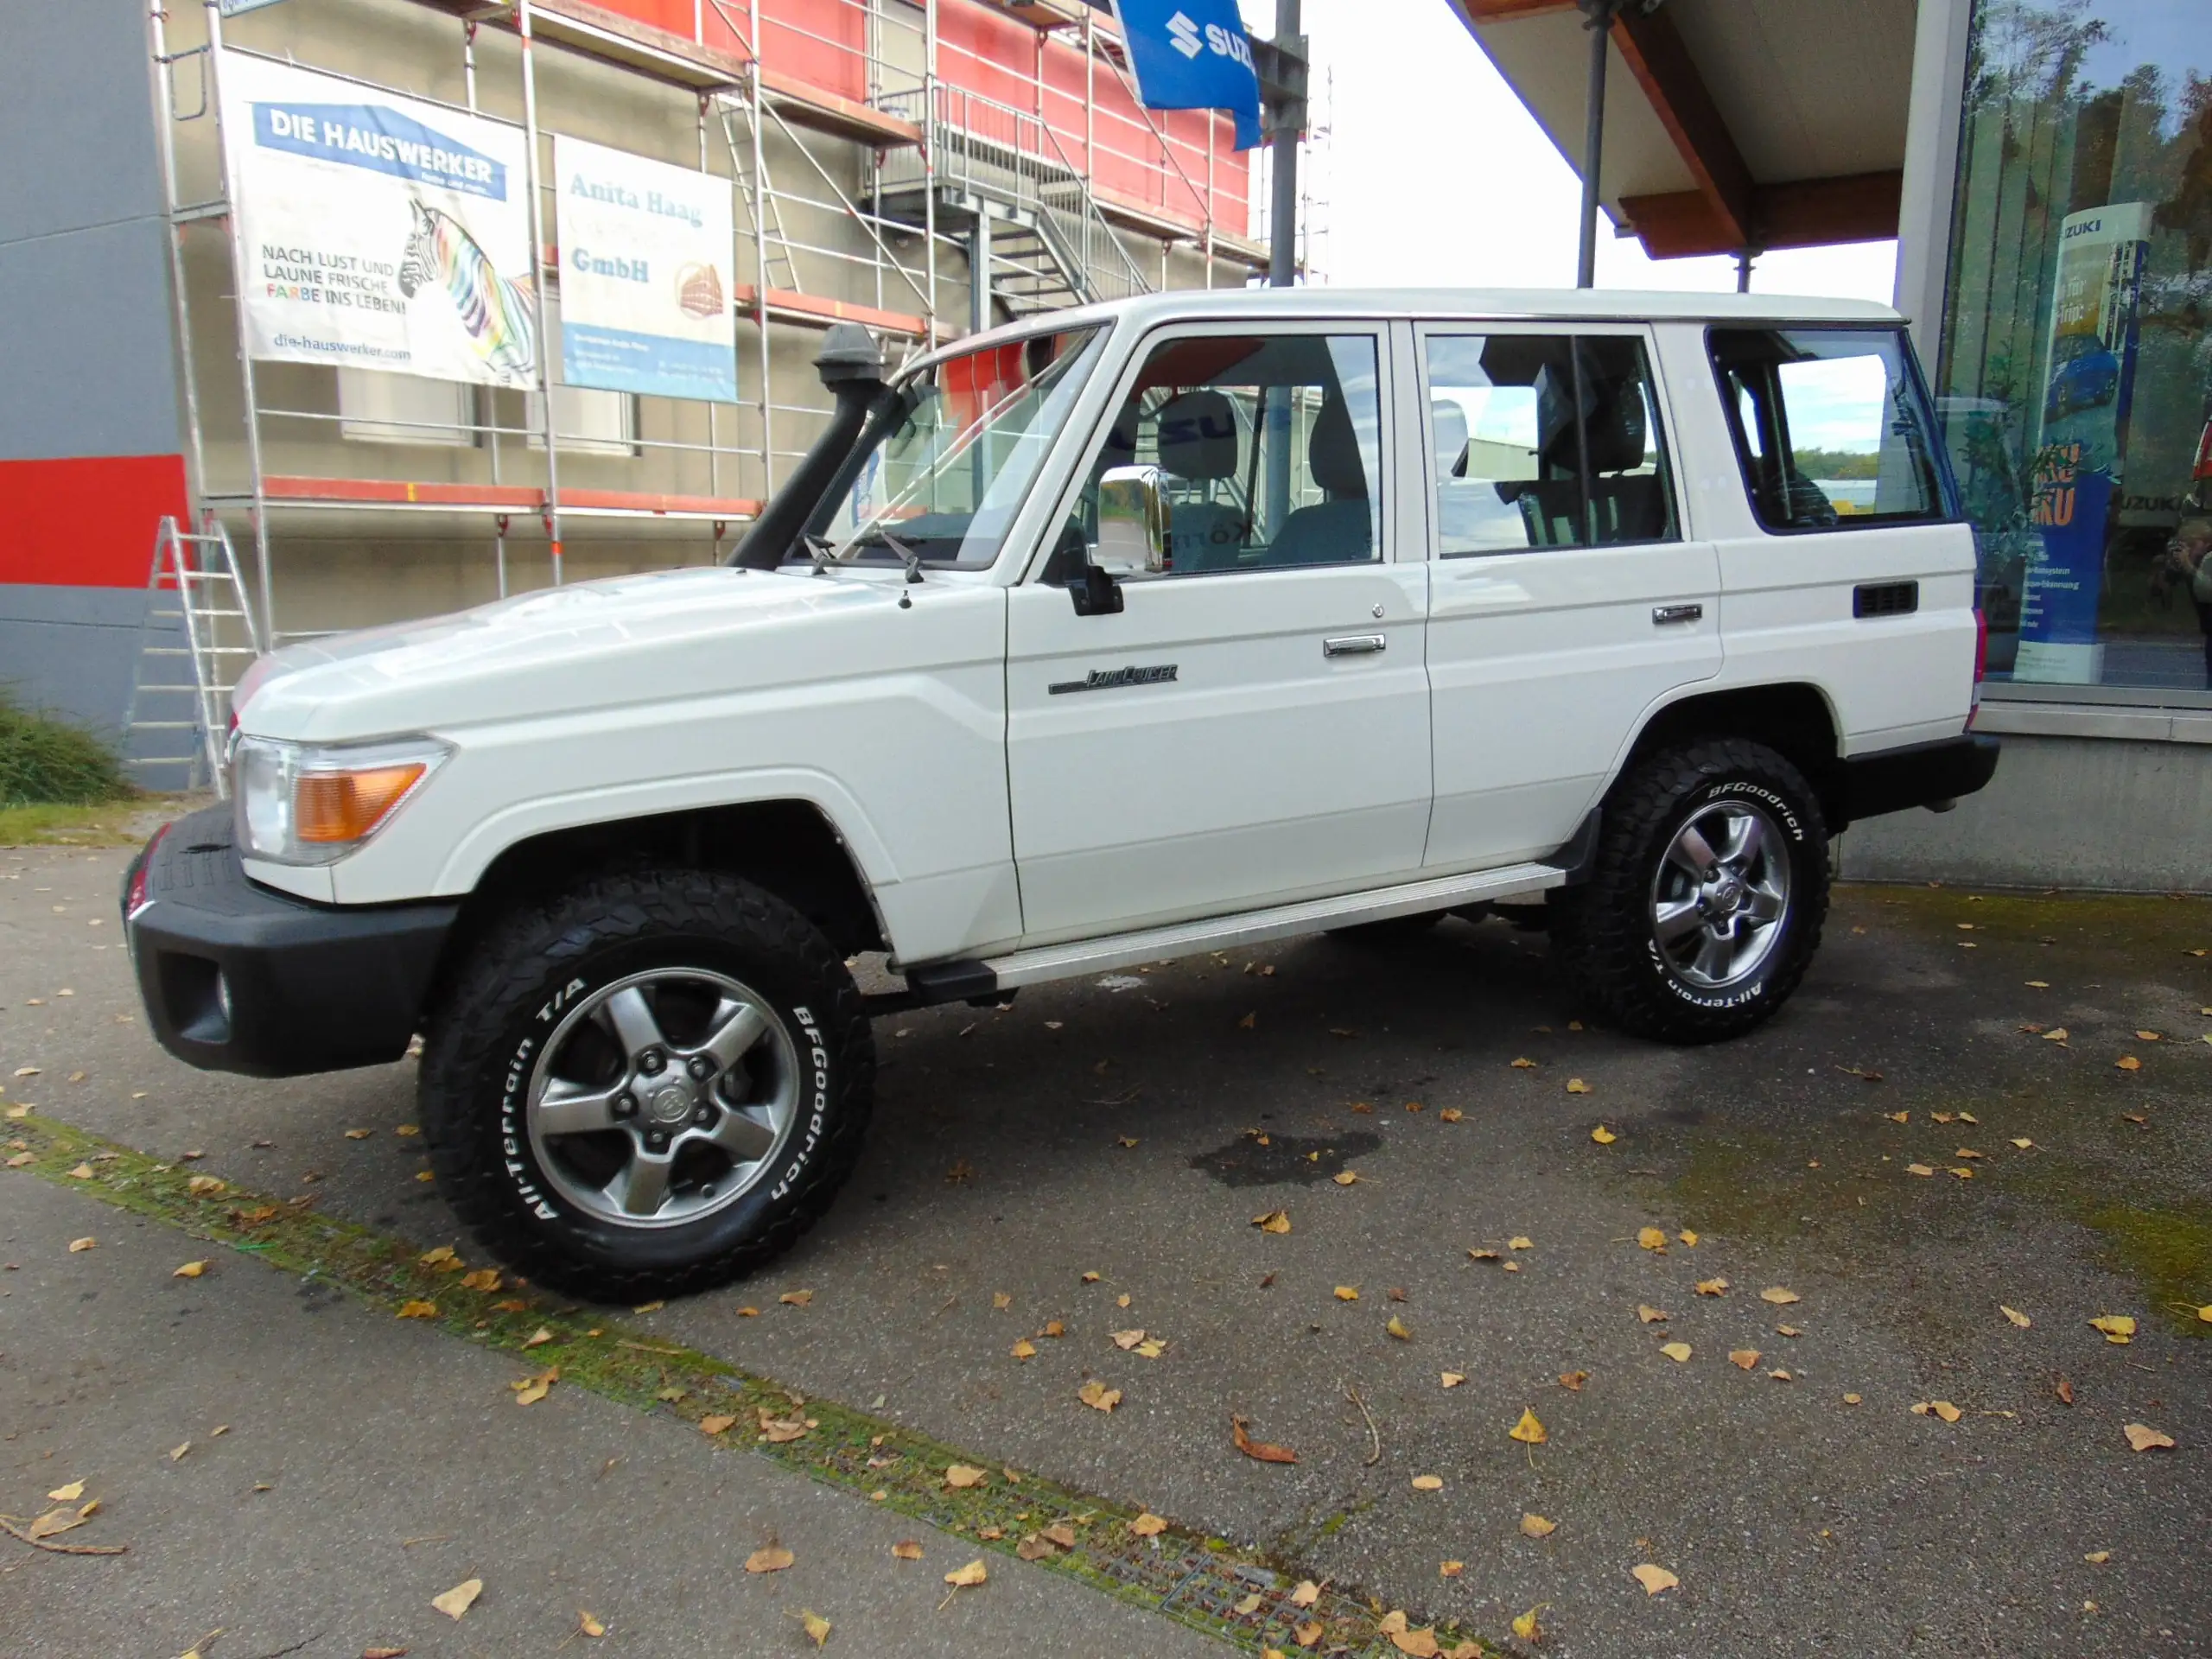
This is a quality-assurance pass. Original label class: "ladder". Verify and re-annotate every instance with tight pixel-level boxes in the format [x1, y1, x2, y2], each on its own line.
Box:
[121, 516, 264, 798]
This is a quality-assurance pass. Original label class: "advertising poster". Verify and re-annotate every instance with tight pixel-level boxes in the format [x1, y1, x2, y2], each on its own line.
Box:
[2016, 201, 2152, 683]
[217, 51, 537, 388]
[552, 136, 738, 403]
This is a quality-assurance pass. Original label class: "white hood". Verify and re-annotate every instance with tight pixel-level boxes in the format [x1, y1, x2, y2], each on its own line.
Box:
[236, 565, 944, 744]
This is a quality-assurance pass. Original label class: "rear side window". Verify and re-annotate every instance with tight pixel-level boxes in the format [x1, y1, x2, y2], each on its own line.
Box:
[1708, 327, 1954, 532]
[1424, 333, 1677, 556]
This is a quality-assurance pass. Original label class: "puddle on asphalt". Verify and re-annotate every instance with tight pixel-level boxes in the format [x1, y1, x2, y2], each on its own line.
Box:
[1189, 1130, 1382, 1187]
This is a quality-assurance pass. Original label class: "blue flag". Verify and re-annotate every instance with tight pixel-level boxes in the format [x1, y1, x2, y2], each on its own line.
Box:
[1110, 0, 1265, 151]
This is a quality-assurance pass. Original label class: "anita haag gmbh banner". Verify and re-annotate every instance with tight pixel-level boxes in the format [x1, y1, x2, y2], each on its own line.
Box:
[552, 136, 738, 404]
[217, 52, 537, 388]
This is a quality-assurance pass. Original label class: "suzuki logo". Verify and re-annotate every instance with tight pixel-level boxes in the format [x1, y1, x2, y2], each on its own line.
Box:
[1166, 10, 1204, 58]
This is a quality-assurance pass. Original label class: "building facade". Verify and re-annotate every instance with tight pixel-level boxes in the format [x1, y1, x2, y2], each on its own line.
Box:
[0, 0, 1262, 781]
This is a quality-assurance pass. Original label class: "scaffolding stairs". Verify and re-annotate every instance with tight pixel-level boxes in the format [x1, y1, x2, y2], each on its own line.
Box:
[120, 517, 264, 798]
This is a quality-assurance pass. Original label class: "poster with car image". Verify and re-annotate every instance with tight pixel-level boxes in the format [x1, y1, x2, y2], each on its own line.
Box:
[2016, 201, 2151, 683]
[551, 136, 737, 403]
[217, 51, 537, 387]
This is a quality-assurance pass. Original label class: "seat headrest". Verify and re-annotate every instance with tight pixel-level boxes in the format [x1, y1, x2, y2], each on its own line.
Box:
[1156, 391, 1239, 483]
[1308, 393, 1368, 499]
[1583, 381, 1648, 474]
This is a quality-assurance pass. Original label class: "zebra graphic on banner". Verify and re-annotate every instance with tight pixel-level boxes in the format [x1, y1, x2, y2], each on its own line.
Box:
[397, 200, 537, 381]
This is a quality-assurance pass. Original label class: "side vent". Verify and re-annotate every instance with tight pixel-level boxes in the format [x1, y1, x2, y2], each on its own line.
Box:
[1853, 580, 1920, 620]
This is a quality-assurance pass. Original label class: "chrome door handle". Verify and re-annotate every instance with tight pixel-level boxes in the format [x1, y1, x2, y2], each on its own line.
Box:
[1323, 633, 1388, 657]
[1651, 603, 1704, 626]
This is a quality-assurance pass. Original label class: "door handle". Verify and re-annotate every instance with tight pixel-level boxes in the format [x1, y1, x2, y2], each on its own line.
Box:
[1651, 603, 1704, 626]
[1323, 633, 1388, 657]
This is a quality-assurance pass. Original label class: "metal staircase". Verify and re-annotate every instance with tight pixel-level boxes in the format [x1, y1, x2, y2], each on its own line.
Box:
[872, 84, 1153, 318]
[120, 517, 264, 798]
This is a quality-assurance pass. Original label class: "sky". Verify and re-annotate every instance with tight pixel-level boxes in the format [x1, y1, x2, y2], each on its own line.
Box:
[1230, 0, 1902, 304]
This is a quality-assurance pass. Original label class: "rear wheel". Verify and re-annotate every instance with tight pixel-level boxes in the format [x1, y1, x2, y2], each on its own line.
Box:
[420, 868, 874, 1300]
[1552, 739, 1827, 1043]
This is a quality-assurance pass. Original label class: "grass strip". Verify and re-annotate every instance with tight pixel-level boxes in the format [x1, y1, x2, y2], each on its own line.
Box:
[1, 1109, 1491, 1657]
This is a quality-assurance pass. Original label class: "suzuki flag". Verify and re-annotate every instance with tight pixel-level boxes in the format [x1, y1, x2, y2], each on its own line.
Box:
[1109, 0, 1264, 150]
[553, 136, 738, 403]
[217, 52, 537, 387]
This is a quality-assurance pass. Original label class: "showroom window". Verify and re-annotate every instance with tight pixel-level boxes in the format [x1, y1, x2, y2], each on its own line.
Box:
[1938, 0, 2212, 696]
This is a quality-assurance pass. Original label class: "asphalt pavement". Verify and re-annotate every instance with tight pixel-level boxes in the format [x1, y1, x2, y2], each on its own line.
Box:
[3, 835, 2208, 1656]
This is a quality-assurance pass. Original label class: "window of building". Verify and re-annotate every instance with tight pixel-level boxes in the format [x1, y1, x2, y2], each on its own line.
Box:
[1058, 332, 1383, 576]
[1938, 0, 2212, 695]
[337, 369, 474, 446]
[528, 292, 637, 456]
[1423, 333, 1676, 555]
[1709, 327, 1949, 533]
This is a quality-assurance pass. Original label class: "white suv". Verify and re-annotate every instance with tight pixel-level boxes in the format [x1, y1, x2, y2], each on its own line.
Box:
[124, 289, 1997, 1296]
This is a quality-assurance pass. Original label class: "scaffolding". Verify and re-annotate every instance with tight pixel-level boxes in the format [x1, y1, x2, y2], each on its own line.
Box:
[145, 0, 1271, 671]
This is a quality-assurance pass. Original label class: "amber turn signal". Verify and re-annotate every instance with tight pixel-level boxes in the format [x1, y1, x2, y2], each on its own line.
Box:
[295, 763, 428, 844]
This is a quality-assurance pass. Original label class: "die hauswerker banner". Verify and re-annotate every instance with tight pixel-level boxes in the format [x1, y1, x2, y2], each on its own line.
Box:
[551, 136, 738, 404]
[217, 51, 537, 388]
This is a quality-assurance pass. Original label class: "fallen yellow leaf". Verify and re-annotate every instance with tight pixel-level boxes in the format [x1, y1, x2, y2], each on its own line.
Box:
[1729, 1349, 1762, 1370]
[1590, 1124, 1617, 1143]
[944, 1465, 988, 1489]
[578, 1611, 606, 1638]
[1386, 1314, 1413, 1340]
[746, 1544, 795, 1573]
[2001, 1306, 2031, 1328]
[780, 1288, 814, 1306]
[1759, 1287, 1802, 1306]
[1558, 1370, 1588, 1390]
[2012, 1137, 2035, 1149]
[1566, 1078, 1592, 1095]
[1637, 1227, 1667, 1251]
[1519, 1512, 1556, 1538]
[1078, 1381, 1122, 1413]
[512, 1368, 556, 1407]
[1438, 1107, 1463, 1122]
[432, 1578, 484, 1619]
[2115, 1055, 2141, 1071]
[1253, 1209, 1292, 1234]
[1843, 1392, 1862, 1405]
[67, 1163, 94, 1180]
[173, 1261, 207, 1279]
[1632, 1563, 1679, 1596]
[943, 1558, 988, 1588]
[699, 1414, 737, 1436]
[1010, 1338, 1037, 1361]
[1660, 1341, 1693, 1363]
[522, 1326, 554, 1350]
[1907, 1163, 1936, 1177]
[1509, 1407, 1548, 1444]
[1131, 1513, 1168, 1537]
[1512, 1606, 1545, 1640]
[396, 1300, 437, 1319]
[461, 1269, 502, 1293]
[1694, 1277, 1730, 1296]
[2124, 1422, 2176, 1452]
[2085, 1550, 2110, 1565]
[1332, 1170, 1361, 1186]
[1289, 1578, 1319, 1606]
[1440, 1371, 1465, 1389]
[1440, 1560, 1464, 1577]
[799, 1611, 831, 1648]
[187, 1174, 226, 1197]
[45, 1480, 85, 1502]
[1509, 1236, 1534, 1250]
[1334, 1286, 1360, 1301]
[2089, 1314, 2136, 1344]
[1411, 1474, 1444, 1491]
[1637, 1304, 1669, 1323]
[1511, 1057, 1536, 1069]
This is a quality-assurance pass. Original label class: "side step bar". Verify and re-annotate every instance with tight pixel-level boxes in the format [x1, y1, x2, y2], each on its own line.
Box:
[881, 860, 1568, 1013]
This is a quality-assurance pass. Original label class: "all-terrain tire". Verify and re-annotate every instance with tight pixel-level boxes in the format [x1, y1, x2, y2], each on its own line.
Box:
[419, 868, 874, 1301]
[1551, 738, 1828, 1044]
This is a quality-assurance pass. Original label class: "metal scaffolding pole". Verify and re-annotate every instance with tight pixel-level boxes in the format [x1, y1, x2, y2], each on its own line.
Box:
[747, 60, 774, 494]
[148, 0, 209, 521]
[201, 1, 275, 640]
[1268, 0, 1302, 288]
[519, 0, 565, 583]
[924, 0, 939, 334]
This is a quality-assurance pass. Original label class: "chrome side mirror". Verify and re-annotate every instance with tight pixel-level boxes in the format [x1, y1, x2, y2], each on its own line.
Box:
[1095, 464, 1171, 577]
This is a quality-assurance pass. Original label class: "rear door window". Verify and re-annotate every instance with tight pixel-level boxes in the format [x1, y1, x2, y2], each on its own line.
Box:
[1708, 327, 1955, 532]
[1423, 332, 1677, 555]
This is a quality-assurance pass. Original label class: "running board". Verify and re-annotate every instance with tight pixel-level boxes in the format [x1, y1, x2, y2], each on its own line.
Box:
[903, 861, 1567, 1000]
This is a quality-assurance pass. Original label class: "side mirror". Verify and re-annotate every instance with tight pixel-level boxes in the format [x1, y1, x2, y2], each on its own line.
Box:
[1094, 465, 1171, 577]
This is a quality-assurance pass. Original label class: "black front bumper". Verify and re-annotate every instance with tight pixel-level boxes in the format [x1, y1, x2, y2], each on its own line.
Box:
[124, 804, 459, 1078]
[1839, 733, 2001, 826]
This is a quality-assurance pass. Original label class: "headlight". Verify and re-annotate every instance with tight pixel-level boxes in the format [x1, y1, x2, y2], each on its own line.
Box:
[233, 734, 452, 866]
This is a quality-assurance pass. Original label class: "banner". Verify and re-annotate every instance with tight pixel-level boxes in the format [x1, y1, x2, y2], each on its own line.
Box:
[552, 136, 738, 404]
[217, 52, 537, 388]
[2016, 201, 2152, 684]
[1109, 0, 1264, 150]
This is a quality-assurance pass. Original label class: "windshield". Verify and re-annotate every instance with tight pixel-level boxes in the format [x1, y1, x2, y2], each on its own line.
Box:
[825, 325, 1107, 569]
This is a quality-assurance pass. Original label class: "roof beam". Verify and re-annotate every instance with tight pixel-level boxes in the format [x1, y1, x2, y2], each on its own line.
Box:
[1618, 170, 1904, 258]
[1608, 3, 1752, 252]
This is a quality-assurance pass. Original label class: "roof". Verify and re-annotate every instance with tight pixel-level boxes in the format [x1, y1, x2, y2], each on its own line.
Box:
[918, 284, 1903, 366]
[1444, 0, 1913, 259]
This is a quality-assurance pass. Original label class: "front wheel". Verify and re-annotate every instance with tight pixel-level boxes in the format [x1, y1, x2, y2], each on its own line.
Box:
[1551, 739, 1828, 1043]
[420, 868, 874, 1300]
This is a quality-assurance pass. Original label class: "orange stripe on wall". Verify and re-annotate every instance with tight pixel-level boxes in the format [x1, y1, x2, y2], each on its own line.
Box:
[0, 454, 188, 588]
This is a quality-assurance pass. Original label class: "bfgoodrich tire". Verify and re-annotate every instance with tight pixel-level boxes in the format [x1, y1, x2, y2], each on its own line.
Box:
[419, 868, 874, 1301]
[1552, 739, 1828, 1044]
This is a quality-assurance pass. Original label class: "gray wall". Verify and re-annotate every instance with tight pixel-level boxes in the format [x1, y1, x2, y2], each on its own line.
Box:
[1840, 734, 2212, 893]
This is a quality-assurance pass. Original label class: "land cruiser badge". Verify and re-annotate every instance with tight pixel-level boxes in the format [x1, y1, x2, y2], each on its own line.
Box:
[1048, 664, 1180, 696]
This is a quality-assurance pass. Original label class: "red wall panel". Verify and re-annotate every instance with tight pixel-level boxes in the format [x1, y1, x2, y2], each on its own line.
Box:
[0, 454, 187, 588]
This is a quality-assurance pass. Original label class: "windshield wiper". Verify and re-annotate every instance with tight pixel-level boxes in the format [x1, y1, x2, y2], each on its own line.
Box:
[800, 531, 838, 575]
[872, 529, 926, 585]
